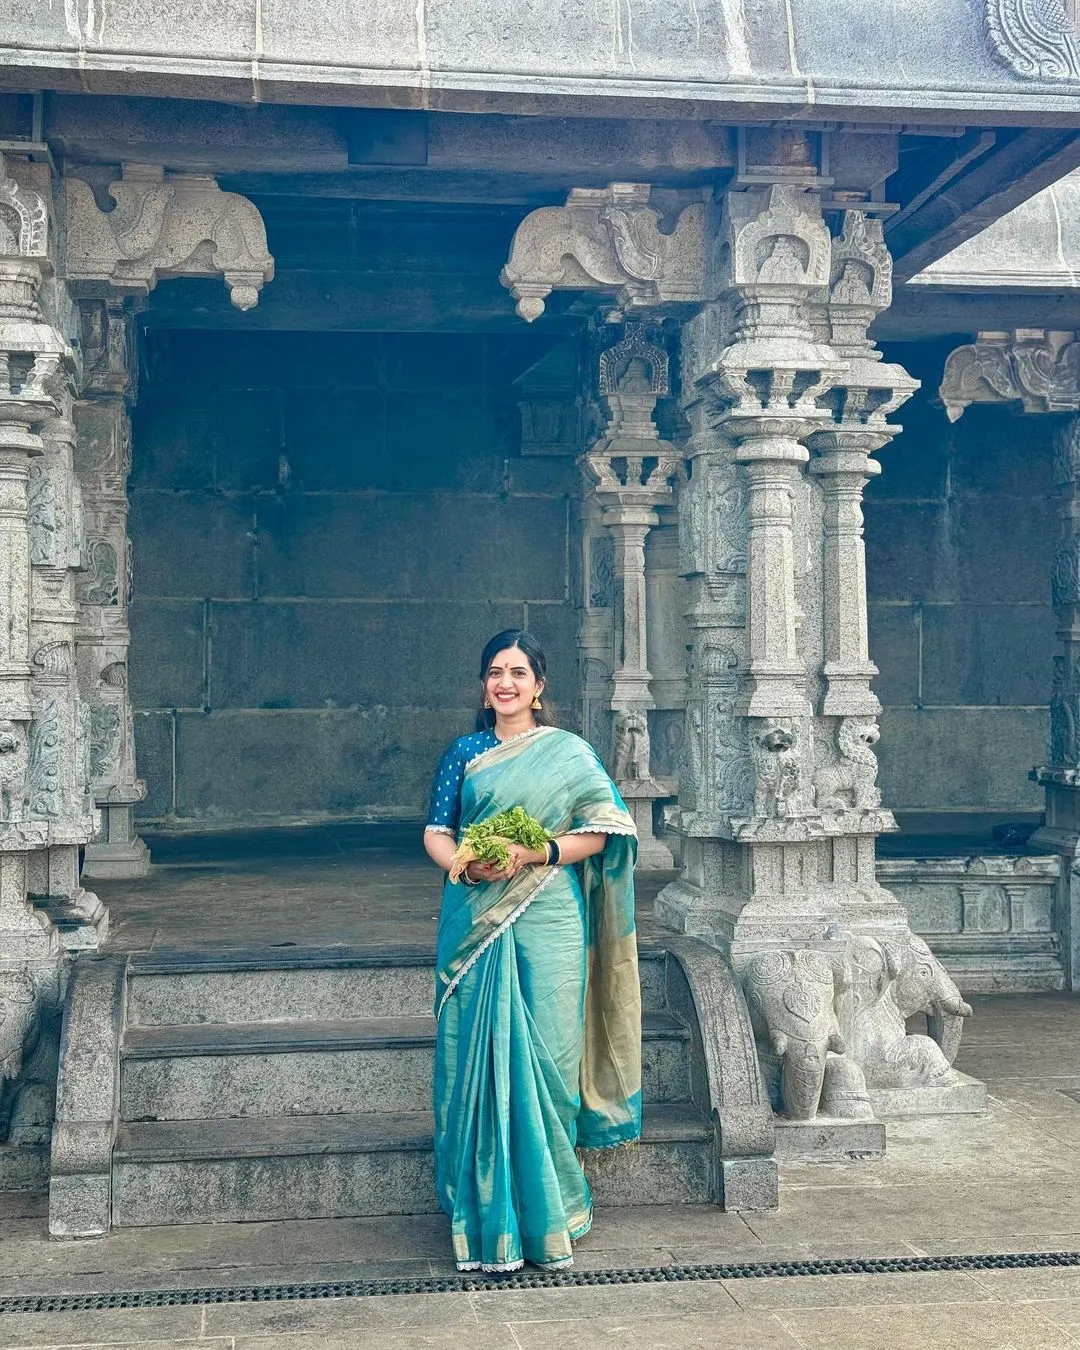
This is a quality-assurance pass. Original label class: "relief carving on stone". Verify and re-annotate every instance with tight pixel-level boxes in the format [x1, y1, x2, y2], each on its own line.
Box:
[0, 719, 28, 822]
[89, 701, 121, 783]
[75, 539, 119, 606]
[744, 931, 973, 1120]
[723, 183, 832, 294]
[986, 0, 1080, 80]
[65, 165, 275, 311]
[26, 699, 60, 819]
[612, 708, 652, 782]
[588, 533, 615, 607]
[26, 464, 56, 567]
[845, 933, 972, 1090]
[813, 717, 882, 812]
[941, 330, 1080, 421]
[0, 159, 47, 261]
[598, 323, 670, 397]
[500, 183, 704, 322]
[743, 948, 848, 1121]
[749, 718, 807, 818]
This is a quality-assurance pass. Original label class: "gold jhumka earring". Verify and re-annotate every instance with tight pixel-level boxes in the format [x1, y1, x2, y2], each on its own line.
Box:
[531, 694, 543, 710]
[483, 698, 492, 709]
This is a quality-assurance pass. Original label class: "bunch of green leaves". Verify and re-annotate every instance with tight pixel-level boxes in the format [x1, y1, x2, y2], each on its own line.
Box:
[460, 805, 551, 870]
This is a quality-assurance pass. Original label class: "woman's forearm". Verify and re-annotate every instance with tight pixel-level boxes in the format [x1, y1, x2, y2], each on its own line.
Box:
[550, 831, 607, 864]
[423, 828, 457, 871]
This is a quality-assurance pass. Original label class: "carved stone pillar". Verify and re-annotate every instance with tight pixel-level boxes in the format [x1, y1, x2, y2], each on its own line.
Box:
[27, 366, 106, 941]
[940, 332, 1080, 987]
[585, 325, 680, 868]
[0, 156, 80, 1166]
[73, 302, 149, 879]
[502, 173, 980, 1137]
[658, 181, 979, 1128]
[59, 163, 274, 878]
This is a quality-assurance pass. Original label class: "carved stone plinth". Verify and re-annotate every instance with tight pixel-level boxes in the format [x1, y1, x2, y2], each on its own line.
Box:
[619, 778, 675, 871]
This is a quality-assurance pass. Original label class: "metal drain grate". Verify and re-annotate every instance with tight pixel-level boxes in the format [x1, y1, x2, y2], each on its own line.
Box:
[2, 1251, 1080, 1315]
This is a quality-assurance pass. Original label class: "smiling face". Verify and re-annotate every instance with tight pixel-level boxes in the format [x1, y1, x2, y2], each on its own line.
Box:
[483, 645, 543, 722]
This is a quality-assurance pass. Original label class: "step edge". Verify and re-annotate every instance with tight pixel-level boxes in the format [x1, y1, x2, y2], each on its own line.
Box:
[114, 1106, 712, 1163]
[120, 1010, 689, 1059]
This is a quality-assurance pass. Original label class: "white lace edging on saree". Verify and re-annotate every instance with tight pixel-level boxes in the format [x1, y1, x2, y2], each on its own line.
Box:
[435, 865, 561, 1019]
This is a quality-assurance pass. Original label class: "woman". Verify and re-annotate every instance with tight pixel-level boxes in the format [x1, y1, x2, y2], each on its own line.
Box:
[423, 629, 641, 1273]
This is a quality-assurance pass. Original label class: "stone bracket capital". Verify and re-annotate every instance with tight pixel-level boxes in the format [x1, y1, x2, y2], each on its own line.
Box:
[64, 166, 274, 311]
[940, 329, 1080, 421]
[500, 183, 704, 322]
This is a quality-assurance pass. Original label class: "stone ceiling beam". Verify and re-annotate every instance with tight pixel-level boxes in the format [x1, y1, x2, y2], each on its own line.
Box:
[888, 126, 1080, 282]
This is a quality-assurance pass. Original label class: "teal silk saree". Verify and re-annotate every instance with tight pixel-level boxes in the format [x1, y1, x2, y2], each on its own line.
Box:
[431, 726, 641, 1272]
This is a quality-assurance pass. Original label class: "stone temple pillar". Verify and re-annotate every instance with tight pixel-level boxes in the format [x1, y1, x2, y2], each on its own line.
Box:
[59, 161, 274, 878]
[0, 154, 99, 1175]
[73, 302, 149, 880]
[500, 171, 980, 1135]
[658, 182, 982, 1131]
[584, 324, 680, 868]
[941, 331, 1080, 987]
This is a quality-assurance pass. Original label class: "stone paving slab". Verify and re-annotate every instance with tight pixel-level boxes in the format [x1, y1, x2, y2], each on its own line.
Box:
[772, 1300, 1080, 1349]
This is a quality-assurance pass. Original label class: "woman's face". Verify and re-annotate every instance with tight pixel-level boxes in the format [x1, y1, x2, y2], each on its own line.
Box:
[484, 646, 543, 719]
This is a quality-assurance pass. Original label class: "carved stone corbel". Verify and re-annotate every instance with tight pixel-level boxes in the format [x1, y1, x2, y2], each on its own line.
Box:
[940, 329, 1080, 422]
[65, 165, 274, 311]
[500, 183, 704, 322]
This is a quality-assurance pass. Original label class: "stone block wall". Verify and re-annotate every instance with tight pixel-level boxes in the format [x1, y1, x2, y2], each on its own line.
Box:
[867, 339, 1057, 823]
[129, 329, 578, 828]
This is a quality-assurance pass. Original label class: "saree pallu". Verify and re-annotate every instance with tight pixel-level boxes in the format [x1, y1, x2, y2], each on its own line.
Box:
[433, 726, 640, 1272]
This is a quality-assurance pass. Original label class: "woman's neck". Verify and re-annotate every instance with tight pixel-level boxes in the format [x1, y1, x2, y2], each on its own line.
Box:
[493, 712, 536, 742]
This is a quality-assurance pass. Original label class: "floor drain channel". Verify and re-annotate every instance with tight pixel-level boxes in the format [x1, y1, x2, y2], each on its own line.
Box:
[2, 1251, 1079, 1314]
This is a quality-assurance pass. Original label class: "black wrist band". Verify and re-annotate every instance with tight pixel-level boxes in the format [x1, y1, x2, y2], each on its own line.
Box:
[548, 838, 561, 866]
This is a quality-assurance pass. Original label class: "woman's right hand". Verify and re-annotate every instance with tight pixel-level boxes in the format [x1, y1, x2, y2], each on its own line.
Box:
[465, 859, 504, 884]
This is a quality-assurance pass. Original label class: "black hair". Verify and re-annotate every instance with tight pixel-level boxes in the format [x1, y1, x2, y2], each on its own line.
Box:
[475, 629, 557, 732]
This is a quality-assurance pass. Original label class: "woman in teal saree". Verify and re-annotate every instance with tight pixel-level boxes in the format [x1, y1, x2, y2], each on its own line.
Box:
[423, 629, 641, 1272]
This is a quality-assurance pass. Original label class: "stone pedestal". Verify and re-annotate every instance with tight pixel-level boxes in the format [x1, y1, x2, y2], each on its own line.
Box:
[619, 778, 674, 870]
[82, 799, 151, 880]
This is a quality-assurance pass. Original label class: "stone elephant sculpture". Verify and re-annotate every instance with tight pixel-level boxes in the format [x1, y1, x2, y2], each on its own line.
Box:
[743, 948, 847, 1120]
[844, 932, 972, 1090]
[890, 932, 972, 1065]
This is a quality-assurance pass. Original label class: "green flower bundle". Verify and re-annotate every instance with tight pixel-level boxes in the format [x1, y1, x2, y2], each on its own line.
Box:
[448, 805, 551, 884]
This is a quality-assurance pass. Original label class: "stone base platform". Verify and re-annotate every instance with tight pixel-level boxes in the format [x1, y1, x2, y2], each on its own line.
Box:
[869, 1071, 988, 1119]
[774, 1116, 886, 1162]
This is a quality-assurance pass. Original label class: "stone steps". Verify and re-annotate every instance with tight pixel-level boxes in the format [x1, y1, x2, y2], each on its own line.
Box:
[119, 1010, 692, 1120]
[124, 946, 670, 1026]
[75, 943, 719, 1227]
[111, 1103, 714, 1227]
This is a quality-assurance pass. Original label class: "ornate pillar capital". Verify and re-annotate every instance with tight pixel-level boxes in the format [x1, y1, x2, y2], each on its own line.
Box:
[64, 164, 274, 311]
[500, 183, 705, 323]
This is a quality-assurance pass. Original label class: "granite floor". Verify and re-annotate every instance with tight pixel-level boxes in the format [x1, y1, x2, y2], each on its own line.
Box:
[4, 835, 1079, 1346]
